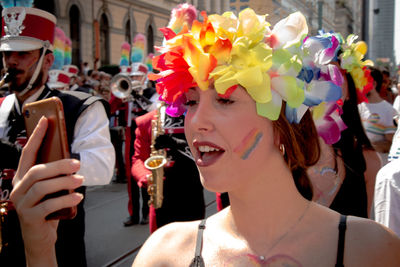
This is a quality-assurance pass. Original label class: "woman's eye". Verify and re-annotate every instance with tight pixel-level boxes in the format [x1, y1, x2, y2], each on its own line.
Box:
[184, 100, 198, 106]
[217, 98, 234, 105]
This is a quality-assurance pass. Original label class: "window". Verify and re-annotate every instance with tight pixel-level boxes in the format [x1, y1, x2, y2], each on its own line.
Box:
[147, 25, 154, 54]
[100, 14, 110, 65]
[69, 5, 81, 65]
[125, 20, 131, 43]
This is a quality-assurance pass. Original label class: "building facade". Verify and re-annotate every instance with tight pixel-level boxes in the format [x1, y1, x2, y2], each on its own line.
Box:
[229, 0, 364, 38]
[366, 0, 395, 69]
[25, 0, 229, 70]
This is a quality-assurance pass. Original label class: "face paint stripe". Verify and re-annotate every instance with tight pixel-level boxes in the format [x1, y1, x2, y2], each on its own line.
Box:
[234, 128, 263, 160]
[241, 132, 263, 160]
[234, 128, 258, 154]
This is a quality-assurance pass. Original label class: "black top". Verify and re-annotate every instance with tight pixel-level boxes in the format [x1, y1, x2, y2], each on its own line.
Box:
[190, 215, 348, 267]
[330, 100, 368, 218]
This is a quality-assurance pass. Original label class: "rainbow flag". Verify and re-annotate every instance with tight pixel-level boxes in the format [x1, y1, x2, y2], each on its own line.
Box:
[120, 41, 130, 66]
[64, 37, 72, 65]
[131, 33, 146, 63]
[145, 53, 154, 72]
[51, 27, 66, 70]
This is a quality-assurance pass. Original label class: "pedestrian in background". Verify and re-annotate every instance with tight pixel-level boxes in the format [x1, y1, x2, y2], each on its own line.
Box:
[358, 67, 397, 164]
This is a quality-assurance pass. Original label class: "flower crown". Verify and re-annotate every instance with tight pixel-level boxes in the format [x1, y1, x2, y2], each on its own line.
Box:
[339, 34, 374, 103]
[150, 8, 341, 122]
[297, 31, 346, 144]
[317, 31, 374, 104]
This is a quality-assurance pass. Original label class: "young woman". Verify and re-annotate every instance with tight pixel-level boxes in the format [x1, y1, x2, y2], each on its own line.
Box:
[10, 8, 400, 267]
[307, 32, 381, 218]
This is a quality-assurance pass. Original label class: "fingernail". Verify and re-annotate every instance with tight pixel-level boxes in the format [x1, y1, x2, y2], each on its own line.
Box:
[39, 116, 46, 123]
[73, 174, 84, 181]
[71, 159, 80, 169]
[74, 192, 84, 201]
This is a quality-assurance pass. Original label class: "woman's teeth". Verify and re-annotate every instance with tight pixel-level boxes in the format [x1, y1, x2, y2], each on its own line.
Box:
[198, 145, 220, 153]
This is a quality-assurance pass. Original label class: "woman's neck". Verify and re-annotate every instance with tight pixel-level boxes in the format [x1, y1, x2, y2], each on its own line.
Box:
[222, 165, 310, 253]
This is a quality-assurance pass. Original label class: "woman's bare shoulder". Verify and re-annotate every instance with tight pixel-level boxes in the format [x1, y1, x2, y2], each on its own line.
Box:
[345, 216, 400, 266]
[132, 220, 202, 267]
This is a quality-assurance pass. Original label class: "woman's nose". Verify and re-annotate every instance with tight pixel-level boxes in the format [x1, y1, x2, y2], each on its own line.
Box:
[188, 98, 214, 133]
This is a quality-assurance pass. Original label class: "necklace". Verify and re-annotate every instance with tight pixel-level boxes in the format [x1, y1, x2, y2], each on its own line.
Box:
[233, 201, 312, 262]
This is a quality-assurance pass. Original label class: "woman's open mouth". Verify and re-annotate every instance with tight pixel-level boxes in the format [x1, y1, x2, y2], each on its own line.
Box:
[193, 141, 225, 167]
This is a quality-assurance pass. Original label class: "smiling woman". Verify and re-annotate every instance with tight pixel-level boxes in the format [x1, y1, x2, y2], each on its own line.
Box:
[132, 6, 400, 267]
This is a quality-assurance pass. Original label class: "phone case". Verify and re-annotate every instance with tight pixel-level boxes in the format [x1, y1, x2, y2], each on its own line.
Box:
[23, 97, 77, 220]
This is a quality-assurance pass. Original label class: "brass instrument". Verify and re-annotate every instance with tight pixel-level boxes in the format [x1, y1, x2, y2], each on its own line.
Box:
[110, 74, 143, 100]
[144, 103, 167, 209]
[110, 74, 153, 111]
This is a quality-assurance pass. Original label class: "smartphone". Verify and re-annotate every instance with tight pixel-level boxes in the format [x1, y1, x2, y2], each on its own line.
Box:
[23, 97, 77, 220]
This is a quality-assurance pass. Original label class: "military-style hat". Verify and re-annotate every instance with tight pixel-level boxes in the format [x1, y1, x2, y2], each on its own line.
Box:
[47, 69, 70, 89]
[0, 6, 56, 51]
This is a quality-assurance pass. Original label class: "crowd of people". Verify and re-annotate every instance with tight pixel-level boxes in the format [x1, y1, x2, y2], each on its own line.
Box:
[0, 2, 400, 267]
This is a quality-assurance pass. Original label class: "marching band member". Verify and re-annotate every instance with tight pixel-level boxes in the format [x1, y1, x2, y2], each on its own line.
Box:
[0, 2, 114, 266]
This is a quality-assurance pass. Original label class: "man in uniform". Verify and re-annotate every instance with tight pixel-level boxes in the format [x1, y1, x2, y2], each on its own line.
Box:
[0, 4, 114, 266]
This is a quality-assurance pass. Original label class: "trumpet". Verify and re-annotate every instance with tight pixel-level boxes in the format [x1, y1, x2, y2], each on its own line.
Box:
[110, 74, 153, 111]
[144, 103, 167, 209]
[110, 74, 143, 100]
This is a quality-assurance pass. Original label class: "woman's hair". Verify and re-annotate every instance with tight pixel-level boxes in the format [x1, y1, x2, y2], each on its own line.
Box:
[272, 103, 320, 200]
[369, 67, 383, 93]
[332, 72, 369, 179]
[342, 72, 373, 150]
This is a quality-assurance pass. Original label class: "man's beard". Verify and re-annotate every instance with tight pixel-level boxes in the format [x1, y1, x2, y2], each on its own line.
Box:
[8, 69, 44, 93]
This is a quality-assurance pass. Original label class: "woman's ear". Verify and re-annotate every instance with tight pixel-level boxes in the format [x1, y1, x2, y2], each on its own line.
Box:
[273, 126, 281, 147]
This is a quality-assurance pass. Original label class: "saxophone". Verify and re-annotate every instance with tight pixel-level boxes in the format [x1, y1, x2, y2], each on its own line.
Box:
[144, 103, 167, 209]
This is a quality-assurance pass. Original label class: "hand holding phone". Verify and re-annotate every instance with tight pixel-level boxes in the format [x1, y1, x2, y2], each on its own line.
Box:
[22, 97, 77, 220]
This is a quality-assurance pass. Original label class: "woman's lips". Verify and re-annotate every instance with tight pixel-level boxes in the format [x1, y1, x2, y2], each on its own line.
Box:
[193, 141, 225, 167]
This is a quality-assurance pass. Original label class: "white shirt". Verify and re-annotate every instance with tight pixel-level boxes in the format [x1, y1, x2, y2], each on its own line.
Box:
[1, 87, 115, 186]
[374, 159, 400, 237]
[358, 101, 397, 142]
[71, 101, 115, 185]
[393, 95, 400, 114]
[388, 125, 400, 162]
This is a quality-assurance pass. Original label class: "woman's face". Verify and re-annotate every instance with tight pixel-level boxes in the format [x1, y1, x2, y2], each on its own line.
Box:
[184, 86, 281, 193]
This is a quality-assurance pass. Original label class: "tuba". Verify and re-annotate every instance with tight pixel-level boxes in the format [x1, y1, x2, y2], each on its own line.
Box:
[144, 103, 167, 209]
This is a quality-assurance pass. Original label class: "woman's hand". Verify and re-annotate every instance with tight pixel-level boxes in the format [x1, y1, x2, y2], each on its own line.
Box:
[10, 117, 84, 266]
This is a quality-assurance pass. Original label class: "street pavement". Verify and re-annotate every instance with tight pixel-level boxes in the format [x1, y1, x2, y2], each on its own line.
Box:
[84, 183, 217, 267]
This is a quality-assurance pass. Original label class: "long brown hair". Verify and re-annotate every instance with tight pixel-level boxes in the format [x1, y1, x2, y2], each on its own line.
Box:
[272, 104, 320, 200]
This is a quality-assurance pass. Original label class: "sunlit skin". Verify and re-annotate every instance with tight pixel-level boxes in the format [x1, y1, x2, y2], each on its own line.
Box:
[183, 86, 282, 195]
[233, 128, 264, 160]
